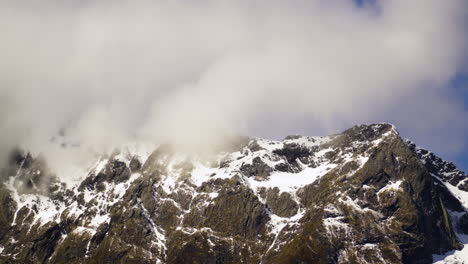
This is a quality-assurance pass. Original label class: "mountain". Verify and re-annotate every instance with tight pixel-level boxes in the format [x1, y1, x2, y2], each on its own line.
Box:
[0, 123, 467, 264]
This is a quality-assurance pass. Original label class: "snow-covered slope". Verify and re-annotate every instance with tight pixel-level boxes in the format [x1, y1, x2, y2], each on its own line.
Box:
[0, 123, 467, 264]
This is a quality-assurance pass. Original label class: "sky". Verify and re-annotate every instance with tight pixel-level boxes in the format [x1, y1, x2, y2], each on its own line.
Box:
[450, 74, 468, 171]
[0, 0, 467, 174]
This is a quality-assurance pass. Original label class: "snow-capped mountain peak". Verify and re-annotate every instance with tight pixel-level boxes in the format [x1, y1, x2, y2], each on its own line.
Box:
[0, 123, 466, 264]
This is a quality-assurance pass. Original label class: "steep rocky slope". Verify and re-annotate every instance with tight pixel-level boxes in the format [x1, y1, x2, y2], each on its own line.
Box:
[0, 124, 467, 264]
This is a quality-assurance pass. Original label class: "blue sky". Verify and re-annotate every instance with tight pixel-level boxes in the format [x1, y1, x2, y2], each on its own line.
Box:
[351, 0, 468, 173]
[398, 73, 468, 172]
[451, 74, 468, 172]
[456, 147, 468, 172]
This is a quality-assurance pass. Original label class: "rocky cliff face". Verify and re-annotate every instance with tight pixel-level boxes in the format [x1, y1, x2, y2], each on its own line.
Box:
[0, 124, 467, 264]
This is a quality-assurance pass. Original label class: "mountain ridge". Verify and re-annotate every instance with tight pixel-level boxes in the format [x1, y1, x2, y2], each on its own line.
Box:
[0, 123, 467, 264]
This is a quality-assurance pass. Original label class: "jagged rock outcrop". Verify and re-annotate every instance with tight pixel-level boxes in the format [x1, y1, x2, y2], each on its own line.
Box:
[0, 124, 467, 264]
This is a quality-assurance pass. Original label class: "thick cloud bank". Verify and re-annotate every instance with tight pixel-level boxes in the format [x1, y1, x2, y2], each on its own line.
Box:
[1, 0, 467, 171]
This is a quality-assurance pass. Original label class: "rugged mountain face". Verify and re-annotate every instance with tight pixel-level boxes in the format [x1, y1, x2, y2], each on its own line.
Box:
[0, 124, 467, 264]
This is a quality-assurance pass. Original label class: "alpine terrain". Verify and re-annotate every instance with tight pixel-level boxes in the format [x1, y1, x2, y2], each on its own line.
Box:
[1, 123, 468, 264]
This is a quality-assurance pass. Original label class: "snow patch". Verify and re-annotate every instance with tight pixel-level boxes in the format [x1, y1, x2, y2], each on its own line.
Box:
[377, 180, 403, 195]
[266, 210, 305, 254]
[188, 160, 235, 188]
[338, 196, 382, 217]
[247, 163, 337, 193]
[89, 213, 110, 229]
[323, 216, 351, 238]
[433, 210, 468, 264]
[443, 179, 468, 209]
[6, 177, 67, 227]
[73, 226, 96, 235]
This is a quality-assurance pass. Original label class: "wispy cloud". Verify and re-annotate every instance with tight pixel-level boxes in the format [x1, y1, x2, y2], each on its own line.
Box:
[1, 0, 467, 170]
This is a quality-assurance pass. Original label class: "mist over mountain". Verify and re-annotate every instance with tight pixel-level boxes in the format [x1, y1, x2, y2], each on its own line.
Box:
[1, 0, 468, 172]
[1, 0, 468, 263]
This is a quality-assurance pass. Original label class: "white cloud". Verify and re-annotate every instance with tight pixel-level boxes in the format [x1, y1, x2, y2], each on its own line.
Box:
[0, 0, 467, 169]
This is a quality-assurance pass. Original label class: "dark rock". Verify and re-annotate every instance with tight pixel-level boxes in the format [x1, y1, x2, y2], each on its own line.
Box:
[265, 188, 298, 217]
[129, 157, 142, 172]
[273, 143, 312, 165]
[457, 213, 468, 234]
[247, 140, 263, 152]
[239, 157, 272, 179]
